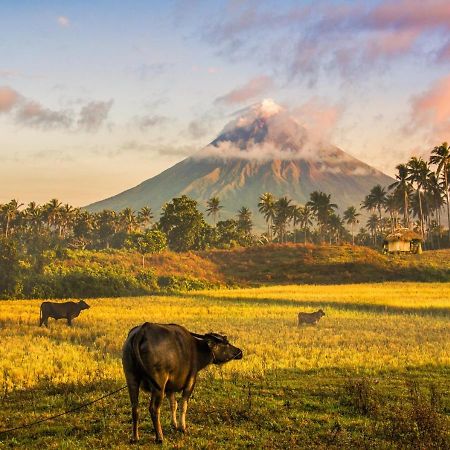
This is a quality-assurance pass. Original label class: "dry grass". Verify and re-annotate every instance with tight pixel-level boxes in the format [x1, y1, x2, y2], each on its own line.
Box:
[0, 282, 449, 448]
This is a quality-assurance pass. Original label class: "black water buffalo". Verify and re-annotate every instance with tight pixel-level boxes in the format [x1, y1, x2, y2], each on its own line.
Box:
[122, 322, 243, 443]
[39, 300, 90, 327]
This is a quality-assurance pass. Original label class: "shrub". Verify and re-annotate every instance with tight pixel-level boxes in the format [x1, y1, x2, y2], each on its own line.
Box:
[157, 275, 212, 292]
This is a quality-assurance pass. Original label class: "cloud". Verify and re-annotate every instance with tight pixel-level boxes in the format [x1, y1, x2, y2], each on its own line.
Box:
[16, 100, 73, 129]
[77, 100, 113, 132]
[203, 0, 450, 84]
[187, 119, 209, 139]
[436, 40, 450, 62]
[407, 75, 450, 141]
[291, 98, 343, 141]
[215, 76, 273, 105]
[0, 86, 20, 113]
[195, 98, 350, 167]
[0, 85, 113, 132]
[109, 140, 195, 158]
[134, 114, 169, 131]
[57, 16, 70, 27]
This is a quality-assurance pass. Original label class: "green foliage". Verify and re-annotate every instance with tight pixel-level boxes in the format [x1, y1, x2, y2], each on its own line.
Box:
[125, 230, 167, 256]
[157, 274, 213, 292]
[0, 237, 23, 298]
[159, 195, 211, 252]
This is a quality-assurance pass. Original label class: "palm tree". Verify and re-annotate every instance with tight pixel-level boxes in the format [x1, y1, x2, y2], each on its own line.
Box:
[291, 205, 302, 243]
[43, 198, 62, 232]
[273, 197, 293, 243]
[306, 191, 337, 242]
[258, 192, 276, 241]
[298, 205, 313, 245]
[59, 204, 75, 237]
[383, 193, 401, 231]
[206, 197, 223, 226]
[430, 142, 450, 242]
[237, 206, 252, 236]
[362, 185, 386, 220]
[407, 157, 430, 238]
[119, 208, 139, 233]
[24, 201, 43, 233]
[366, 214, 379, 245]
[328, 213, 344, 244]
[389, 164, 411, 227]
[343, 206, 360, 245]
[1, 199, 23, 237]
[138, 206, 154, 230]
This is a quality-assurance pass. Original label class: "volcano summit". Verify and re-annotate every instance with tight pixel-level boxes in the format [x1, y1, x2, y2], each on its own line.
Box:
[87, 100, 393, 225]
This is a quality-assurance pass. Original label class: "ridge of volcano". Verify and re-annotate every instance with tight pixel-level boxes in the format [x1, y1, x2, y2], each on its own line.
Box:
[87, 100, 393, 226]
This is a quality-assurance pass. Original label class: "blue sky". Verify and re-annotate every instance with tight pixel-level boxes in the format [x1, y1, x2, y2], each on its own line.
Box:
[1, 0, 449, 205]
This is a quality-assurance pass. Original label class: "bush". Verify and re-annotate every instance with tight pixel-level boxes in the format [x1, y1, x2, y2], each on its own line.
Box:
[23, 265, 151, 298]
[381, 382, 450, 449]
[157, 275, 212, 292]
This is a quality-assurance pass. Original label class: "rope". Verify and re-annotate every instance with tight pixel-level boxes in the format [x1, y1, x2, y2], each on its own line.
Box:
[0, 385, 127, 436]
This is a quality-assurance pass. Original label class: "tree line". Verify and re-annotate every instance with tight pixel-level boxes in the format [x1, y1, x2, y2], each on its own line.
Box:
[1, 142, 449, 256]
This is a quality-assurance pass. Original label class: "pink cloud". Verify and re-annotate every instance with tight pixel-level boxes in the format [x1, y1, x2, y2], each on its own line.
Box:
[215, 76, 273, 105]
[291, 98, 343, 140]
[205, 1, 450, 84]
[368, 0, 450, 31]
[0, 86, 19, 113]
[436, 40, 450, 62]
[408, 75, 450, 141]
[366, 29, 420, 59]
[16, 100, 73, 129]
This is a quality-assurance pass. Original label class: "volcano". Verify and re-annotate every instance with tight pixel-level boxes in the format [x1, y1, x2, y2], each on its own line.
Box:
[87, 100, 393, 227]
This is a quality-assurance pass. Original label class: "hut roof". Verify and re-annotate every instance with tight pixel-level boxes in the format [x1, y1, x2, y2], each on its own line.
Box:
[384, 228, 422, 242]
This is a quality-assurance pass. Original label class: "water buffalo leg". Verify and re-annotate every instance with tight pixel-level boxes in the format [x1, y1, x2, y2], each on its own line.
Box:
[67, 316, 72, 326]
[168, 392, 178, 429]
[126, 378, 140, 442]
[150, 389, 165, 443]
[179, 389, 193, 433]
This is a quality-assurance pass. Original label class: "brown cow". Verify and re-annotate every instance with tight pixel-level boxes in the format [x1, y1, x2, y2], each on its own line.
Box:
[122, 322, 243, 443]
[39, 300, 90, 327]
[298, 309, 325, 325]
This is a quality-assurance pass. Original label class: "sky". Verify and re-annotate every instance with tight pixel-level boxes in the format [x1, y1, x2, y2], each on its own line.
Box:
[1, 0, 449, 206]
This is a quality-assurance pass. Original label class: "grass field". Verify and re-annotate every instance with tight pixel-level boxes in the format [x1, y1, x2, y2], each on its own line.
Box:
[0, 283, 449, 448]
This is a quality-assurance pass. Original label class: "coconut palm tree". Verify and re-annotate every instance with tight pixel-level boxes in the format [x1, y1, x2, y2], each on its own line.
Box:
[298, 205, 313, 245]
[328, 213, 345, 244]
[291, 205, 302, 243]
[306, 191, 338, 242]
[366, 214, 379, 245]
[206, 197, 223, 226]
[237, 206, 252, 236]
[119, 208, 139, 233]
[138, 206, 154, 230]
[258, 192, 276, 241]
[1, 199, 23, 237]
[389, 164, 411, 227]
[362, 185, 386, 220]
[273, 197, 293, 243]
[43, 198, 62, 233]
[343, 206, 360, 245]
[407, 157, 430, 238]
[430, 142, 450, 242]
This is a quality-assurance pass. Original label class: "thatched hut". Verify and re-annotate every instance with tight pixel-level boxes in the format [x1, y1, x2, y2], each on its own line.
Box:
[383, 228, 423, 254]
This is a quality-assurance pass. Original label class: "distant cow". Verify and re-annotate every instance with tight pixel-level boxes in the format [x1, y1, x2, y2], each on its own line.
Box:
[122, 322, 243, 443]
[39, 300, 90, 327]
[298, 309, 325, 326]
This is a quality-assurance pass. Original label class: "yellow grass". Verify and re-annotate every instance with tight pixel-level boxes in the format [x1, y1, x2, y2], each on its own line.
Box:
[1, 282, 449, 395]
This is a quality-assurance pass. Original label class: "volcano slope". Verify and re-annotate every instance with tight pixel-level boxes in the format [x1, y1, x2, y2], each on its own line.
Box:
[87, 100, 393, 226]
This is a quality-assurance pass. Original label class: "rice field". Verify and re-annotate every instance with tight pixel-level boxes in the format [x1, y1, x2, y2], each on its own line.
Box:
[0, 282, 449, 448]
